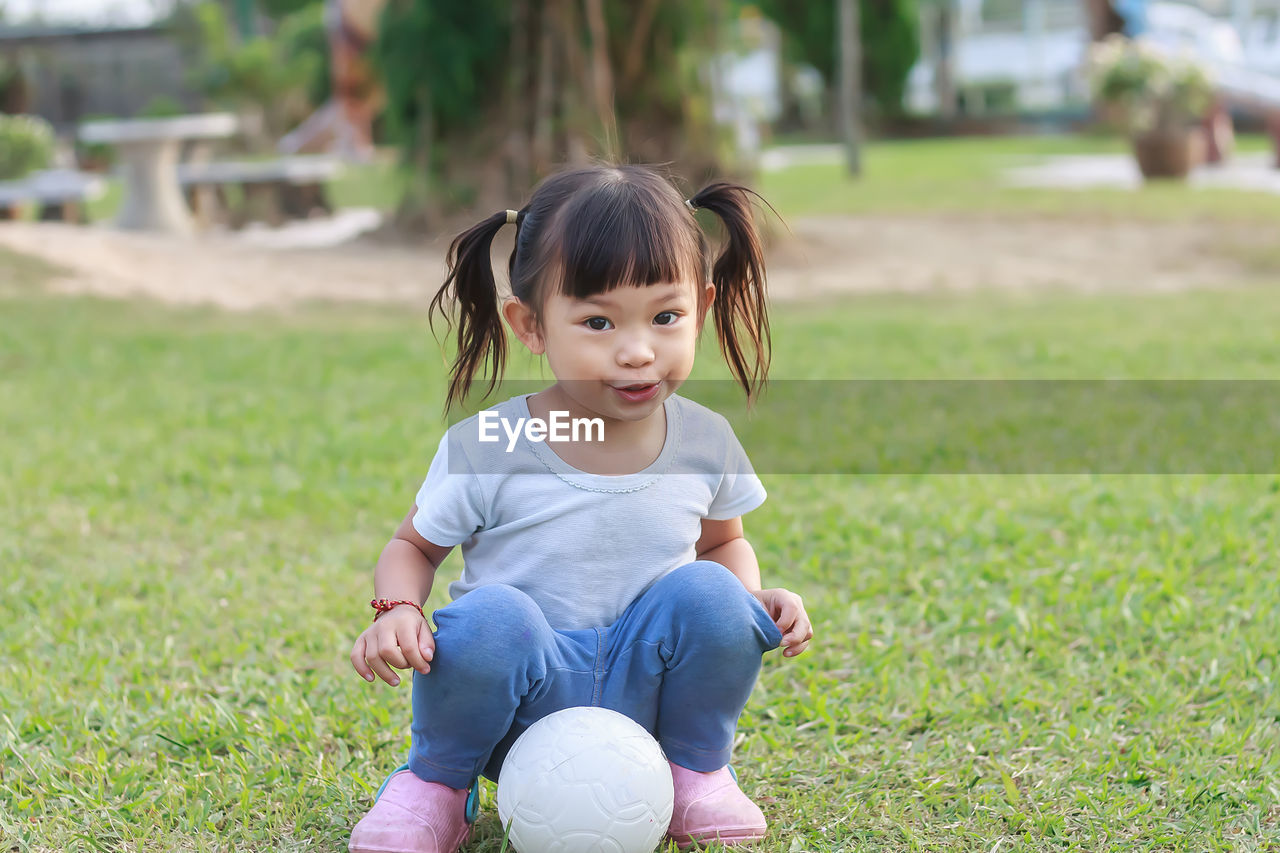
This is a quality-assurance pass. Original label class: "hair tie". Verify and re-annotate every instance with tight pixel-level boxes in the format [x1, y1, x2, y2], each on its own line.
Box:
[685, 198, 697, 212]
[506, 209, 518, 224]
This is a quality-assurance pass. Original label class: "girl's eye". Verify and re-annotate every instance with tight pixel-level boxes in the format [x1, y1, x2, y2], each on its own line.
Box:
[585, 317, 612, 331]
[654, 311, 679, 326]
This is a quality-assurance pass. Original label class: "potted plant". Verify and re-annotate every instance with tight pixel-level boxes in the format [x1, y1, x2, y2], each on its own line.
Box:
[1086, 34, 1215, 180]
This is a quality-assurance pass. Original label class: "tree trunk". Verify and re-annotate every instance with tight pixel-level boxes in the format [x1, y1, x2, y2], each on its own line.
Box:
[1084, 0, 1125, 40]
[533, 0, 557, 177]
[935, 1, 958, 120]
[559, 0, 592, 166]
[583, 0, 620, 161]
[395, 82, 438, 231]
[838, 0, 862, 176]
[388, 0, 740, 232]
[506, 0, 533, 196]
[620, 0, 663, 92]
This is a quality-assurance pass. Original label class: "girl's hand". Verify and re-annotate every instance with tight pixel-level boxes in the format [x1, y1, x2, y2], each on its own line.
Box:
[350, 605, 435, 686]
[752, 588, 813, 658]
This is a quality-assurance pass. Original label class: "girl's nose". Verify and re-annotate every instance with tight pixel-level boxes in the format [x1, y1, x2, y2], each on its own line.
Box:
[616, 335, 655, 367]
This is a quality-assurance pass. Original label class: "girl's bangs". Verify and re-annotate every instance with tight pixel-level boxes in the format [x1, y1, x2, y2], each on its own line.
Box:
[548, 188, 701, 300]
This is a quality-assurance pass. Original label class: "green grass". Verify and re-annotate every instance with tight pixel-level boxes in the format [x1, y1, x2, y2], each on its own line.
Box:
[756, 134, 1280, 223]
[4, 133, 1280, 849]
[3, 275, 1279, 850]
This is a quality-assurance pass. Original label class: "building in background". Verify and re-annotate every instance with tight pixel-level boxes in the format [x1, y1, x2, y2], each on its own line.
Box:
[0, 24, 196, 129]
[907, 0, 1280, 117]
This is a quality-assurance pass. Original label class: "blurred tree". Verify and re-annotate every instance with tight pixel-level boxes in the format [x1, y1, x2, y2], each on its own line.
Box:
[837, 0, 862, 174]
[257, 0, 322, 18]
[752, 0, 920, 117]
[916, 0, 957, 118]
[0, 55, 31, 114]
[276, 3, 332, 107]
[173, 1, 328, 145]
[375, 0, 736, 230]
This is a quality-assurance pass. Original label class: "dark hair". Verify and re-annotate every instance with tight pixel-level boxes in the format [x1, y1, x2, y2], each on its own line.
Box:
[429, 163, 775, 411]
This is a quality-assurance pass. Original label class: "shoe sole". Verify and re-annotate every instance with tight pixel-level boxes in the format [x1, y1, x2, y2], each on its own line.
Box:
[349, 822, 473, 853]
[668, 828, 766, 849]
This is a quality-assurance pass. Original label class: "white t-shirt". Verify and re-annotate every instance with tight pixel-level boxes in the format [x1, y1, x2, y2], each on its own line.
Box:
[411, 392, 766, 630]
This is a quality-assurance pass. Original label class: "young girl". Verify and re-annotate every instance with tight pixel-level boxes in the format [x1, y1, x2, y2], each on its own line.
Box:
[348, 164, 814, 853]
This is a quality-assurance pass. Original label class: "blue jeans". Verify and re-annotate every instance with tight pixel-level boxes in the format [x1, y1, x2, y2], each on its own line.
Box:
[406, 561, 784, 789]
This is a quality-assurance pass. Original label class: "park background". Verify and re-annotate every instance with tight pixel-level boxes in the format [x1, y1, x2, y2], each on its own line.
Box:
[3, 0, 1280, 850]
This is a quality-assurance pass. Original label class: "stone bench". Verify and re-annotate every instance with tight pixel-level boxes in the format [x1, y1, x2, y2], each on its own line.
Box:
[176, 155, 345, 227]
[79, 113, 239, 235]
[0, 169, 107, 223]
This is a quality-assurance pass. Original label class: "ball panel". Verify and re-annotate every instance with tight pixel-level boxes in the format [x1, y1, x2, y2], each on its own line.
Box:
[496, 707, 675, 853]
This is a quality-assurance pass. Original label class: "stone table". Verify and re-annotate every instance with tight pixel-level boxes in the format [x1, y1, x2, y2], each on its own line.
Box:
[78, 113, 239, 235]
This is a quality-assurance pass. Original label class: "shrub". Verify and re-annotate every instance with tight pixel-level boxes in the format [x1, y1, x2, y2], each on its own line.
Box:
[0, 114, 54, 180]
[140, 95, 187, 118]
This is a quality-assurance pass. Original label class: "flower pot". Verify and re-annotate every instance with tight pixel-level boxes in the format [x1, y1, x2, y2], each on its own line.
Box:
[1130, 129, 1199, 180]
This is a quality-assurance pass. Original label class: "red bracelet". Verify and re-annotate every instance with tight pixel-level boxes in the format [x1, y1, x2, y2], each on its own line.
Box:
[370, 598, 425, 622]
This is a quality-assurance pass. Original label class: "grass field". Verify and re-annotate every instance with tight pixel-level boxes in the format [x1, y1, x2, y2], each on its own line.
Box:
[3, 136, 1280, 851]
[755, 134, 1280, 223]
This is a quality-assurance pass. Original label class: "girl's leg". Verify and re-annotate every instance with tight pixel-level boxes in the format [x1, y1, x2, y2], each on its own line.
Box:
[408, 583, 592, 787]
[600, 560, 783, 768]
[598, 561, 783, 849]
[351, 584, 593, 853]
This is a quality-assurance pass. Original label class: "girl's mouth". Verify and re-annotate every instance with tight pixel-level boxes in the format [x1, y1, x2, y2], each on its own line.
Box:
[610, 381, 661, 402]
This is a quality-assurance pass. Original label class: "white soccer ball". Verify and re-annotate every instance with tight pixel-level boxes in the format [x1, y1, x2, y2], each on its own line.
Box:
[496, 706, 675, 853]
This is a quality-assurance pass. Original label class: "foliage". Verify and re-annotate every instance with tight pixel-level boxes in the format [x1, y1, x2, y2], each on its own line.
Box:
[1087, 34, 1214, 135]
[374, 0, 508, 152]
[175, 1, 329, 140]
[258, 0, 323, 19]
[73, 113, 118, 171]
[139, 95, 187, 118]
[751, 0, 921, 115]
[374, 0, 734, 224]
[276, 2, 332, 108]
[0, 114, 53, 180]
[0, 54, 29, 113]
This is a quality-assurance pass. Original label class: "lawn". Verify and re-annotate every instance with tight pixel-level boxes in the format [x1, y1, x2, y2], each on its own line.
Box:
[754, 134, 1280, 223]
[3, 138, 1280, 851]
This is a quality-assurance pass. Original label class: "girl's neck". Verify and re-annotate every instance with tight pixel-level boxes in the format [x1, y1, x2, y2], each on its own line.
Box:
[526, 383, 668, 476]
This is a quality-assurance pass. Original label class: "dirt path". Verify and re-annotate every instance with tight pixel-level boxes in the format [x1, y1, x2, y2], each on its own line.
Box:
[0, 215, 1272, 310]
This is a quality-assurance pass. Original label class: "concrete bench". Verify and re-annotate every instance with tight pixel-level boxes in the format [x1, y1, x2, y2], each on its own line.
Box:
[0, 169, 107, 223]
[79, 113, 239, 235]
[176, 155, 344, 227]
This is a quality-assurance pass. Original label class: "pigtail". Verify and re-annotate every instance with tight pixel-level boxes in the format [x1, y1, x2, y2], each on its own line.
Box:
[428, 210, 514, 412]
[688, 182, 775, 402]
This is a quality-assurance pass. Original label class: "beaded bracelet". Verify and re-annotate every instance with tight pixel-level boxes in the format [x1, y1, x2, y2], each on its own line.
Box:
[370, 598, 425, 622]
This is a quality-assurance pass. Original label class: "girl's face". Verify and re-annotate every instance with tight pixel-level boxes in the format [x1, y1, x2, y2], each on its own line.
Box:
[505, 278, 714, 422]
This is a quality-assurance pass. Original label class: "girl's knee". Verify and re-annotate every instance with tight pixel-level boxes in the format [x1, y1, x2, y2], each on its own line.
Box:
[661, 562, 770, 641]
[433, 584, 552, 668]
[663, 561, 749, 608]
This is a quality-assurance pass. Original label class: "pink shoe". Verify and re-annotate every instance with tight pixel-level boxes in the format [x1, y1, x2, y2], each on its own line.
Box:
[348, 770, 472, 853]
[666, 762, 767, 848]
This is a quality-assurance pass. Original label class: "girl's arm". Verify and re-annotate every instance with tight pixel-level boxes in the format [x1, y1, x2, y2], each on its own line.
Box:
[351, 506, 454, 685]
[375, 507, 453, 604]
[695, 516, 761, 591]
